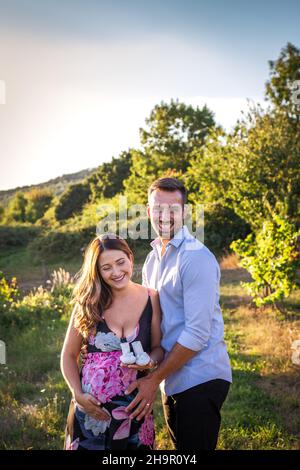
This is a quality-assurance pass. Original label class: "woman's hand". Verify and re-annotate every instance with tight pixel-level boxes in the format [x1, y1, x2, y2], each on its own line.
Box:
[74, 392, 110, 421]
[120, 358, 157, 371]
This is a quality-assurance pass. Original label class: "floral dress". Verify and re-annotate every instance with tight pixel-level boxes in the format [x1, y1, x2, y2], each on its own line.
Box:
[64, 294, 155, 450]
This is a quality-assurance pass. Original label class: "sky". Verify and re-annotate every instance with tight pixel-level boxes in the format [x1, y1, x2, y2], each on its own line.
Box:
[0, 0, 299, 190]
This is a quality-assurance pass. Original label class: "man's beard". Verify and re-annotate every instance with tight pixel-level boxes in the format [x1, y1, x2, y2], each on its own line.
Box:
[157, 220, 175, 239]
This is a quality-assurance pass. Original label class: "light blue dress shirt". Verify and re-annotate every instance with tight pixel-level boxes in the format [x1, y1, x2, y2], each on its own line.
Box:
[142, 225, 232, 396]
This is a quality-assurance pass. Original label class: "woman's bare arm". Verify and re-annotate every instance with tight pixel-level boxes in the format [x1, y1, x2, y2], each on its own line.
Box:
[60, 305, 83, 400]
[60, 305, 110, 420]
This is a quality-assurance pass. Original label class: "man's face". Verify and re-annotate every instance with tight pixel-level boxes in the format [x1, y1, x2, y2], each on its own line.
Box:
[147, 189, 185, 240]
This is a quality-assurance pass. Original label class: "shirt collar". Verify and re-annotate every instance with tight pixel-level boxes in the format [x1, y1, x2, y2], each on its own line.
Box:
[150, 225, 188, 250]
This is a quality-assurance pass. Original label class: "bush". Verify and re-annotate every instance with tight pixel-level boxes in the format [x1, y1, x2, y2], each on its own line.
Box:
[0, 270, 73, 330]
[0, 225, 42, 250]
[27, 226, 95, 263]
[5, 192, 27, 223]
[0, 271, 19, 306]
[203, 205, 251, 256]
[231, 215, 300, 307]
[55, 182, 91, 221]
[25, 188, 53, 223]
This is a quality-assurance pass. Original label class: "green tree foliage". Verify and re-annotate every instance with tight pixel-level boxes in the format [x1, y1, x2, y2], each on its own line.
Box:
[187, 107, 300, 230]
[265, 42, 300, 117]
[187, 42, 300, 231]
[54, 182, 91, 221]
[124, 100, 216, 203]
[88, 151, 132, 201]
[203, 205, 251, 256]
[124, 150, 184, 204]
[140, 99, 215, 162]
[231, 215, 300, 307]
[0, 205, 4, 224]
[0, 271, 19, 307]
[25, 188, 53, 223]
[186, 43, 300, 305]
[6, 191, 27, 223]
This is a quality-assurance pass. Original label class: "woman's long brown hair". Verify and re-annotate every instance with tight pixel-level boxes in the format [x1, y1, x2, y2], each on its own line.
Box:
[72, 234, 134, 339]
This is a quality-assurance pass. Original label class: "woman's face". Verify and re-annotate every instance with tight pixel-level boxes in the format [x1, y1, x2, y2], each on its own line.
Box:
[98, 249, 133, 290]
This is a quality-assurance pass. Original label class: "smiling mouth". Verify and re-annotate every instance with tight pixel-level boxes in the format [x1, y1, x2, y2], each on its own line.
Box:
[159, 222, 174, 230]
[111, 274, 125, 282]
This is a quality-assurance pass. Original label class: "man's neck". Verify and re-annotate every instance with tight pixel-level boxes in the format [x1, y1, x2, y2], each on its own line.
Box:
[160, 238, 170, 258]
[158, 225, 184, 257]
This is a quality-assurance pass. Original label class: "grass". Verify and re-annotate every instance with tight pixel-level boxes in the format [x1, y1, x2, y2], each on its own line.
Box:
[0, 319, 70, 449]
[217, 262, 300, 450]
[0, 253, 299, 449]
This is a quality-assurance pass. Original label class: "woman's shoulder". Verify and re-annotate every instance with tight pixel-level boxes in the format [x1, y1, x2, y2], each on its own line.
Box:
[134, 283, 158, 298]
[135, 282, 158, 297]
[147, 287, 158, 299]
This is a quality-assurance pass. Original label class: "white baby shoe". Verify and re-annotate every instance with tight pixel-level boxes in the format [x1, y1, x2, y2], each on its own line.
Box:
[132, 341, 151, 366]
[120, 341, 136, 364]
[120, 352, 136, 364]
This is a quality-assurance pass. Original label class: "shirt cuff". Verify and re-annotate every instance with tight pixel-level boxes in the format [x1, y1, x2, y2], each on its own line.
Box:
[177, 330, 208, 352]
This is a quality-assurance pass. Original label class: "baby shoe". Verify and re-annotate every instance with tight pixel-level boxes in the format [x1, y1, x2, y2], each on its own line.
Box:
[120, 341, 136, 364]
[120, 352, 136, 364]
[132, 341, 150, 366]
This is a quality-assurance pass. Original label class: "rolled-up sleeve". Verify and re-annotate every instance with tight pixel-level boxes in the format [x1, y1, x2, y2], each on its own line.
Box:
[177, 250, 219, 352]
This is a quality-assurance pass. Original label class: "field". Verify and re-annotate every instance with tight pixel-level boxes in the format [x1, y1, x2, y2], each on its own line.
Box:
[0, 248, 299, 450]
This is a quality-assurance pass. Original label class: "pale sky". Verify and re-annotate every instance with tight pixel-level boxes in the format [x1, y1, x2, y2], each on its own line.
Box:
[0, 0, 299, 190]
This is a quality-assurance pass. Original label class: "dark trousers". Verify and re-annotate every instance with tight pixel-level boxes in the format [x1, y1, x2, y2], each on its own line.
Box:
[161, 379, 230, 451]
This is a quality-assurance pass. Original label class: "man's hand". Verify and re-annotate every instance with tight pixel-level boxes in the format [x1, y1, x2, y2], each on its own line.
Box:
[124, 343, 197, 421]
[125, 374, 160, 421]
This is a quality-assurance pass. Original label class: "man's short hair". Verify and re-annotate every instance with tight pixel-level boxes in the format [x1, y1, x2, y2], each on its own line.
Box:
[148, 177, 187, 204]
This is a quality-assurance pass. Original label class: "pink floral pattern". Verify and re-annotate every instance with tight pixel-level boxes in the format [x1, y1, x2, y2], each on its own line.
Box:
[138, 415, 155, 448]
[112, 406, 131, 440]
[81, 350, 137, 403]
[65, 435, 79, 450]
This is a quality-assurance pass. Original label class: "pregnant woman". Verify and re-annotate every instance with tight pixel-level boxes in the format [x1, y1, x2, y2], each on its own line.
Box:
[60, 234, 164, 450]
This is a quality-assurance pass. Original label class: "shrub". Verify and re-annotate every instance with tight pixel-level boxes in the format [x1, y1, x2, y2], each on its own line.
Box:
[25, 188, 53, 223]
[231, 215, 300, 307]
[54, 183, 91, 221]
[27, 226, 95, 263]
[0, 270, 74, 330]
[0, 226, 42, 250]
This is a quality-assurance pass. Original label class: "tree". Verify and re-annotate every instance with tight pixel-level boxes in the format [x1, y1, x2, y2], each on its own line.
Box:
[140, 99, 216, 171]
[55, 182, 91, 221]
[231, 215, 300, 308]
[25, 188, 53, 223]
[88, 151, 132, 201]
[186, 103, 300, 230]
[0, 205, 4, 224]
[265, 42, 300, 117]
[7, 192, 27, 223]
[124, 100, 216, 203]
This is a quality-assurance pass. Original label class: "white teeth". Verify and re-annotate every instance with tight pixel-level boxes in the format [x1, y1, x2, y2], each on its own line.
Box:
[112, 274, 125, 281]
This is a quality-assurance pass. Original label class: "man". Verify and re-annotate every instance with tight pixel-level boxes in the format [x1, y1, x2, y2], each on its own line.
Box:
[125, 177, 232, 451]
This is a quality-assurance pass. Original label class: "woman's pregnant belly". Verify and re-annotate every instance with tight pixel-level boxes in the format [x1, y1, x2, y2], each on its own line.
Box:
[81, 350, 137, 403]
